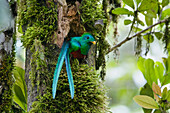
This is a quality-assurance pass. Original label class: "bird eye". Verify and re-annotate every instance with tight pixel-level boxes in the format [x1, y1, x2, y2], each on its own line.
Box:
[87, 37, 89, 39]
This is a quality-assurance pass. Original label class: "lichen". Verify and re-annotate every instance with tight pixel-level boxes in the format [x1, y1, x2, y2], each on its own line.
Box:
[30, 60, 109, 113]
[135, 36, 142, 57]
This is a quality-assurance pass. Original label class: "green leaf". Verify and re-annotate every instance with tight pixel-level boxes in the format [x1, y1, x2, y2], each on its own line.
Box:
[140, 83, 154, 113]
[124, 19, 132, 25]
[138, 57, 155, 86]
[137, 18, 145, 26]
[154, 62, 164, 84]
[13, 66, 27, 111]
[13, 84, 27, 111]
[143, 34, 154, 43]
[162, 87, 168, 100]
[137, 57, 146, 76]
[13, 67, 25, 82]
[138, 58, 162, 87]
[142, 108, 153, 113]
[161, 8, 170, 20]
[154, 109, 162, 113]
[144, 59, 157, 86]
[112, 8, 134, 15]
[162, 0, 169, 7]
[138, 0, 158, 13]
[162, 73, 170, 86]
[164, 56, 170, 73]
[145, 16, 153, 26]
[133, 26, 142, 32]
[140, 83, 153, 97]
[122, 0, 134, 9]
[145, 10, 157, 18]
[13, 67, 27, 100]
[133, 95, 159, 109]
[136, 0, 142, 6]
[162, 56, 170, 85]
[154, 32, 163, 40]
[167, 90, 170, 101]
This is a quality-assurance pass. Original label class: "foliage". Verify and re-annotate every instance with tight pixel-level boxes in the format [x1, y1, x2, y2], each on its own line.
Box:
[13, 66, 27, 111]
[134, 56, 170, 112]
[111, 0, 170, 111]
[134, 95, 159, 109]
[112, 0, 170, 55]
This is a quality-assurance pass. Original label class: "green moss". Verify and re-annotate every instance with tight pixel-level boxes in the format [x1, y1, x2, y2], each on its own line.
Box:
[0, 29, 16, 112]
[29, 39, 47, 93]
[0, 54, 13, 112]
[80, 0, 104, 31]
[18, 0, 58, 48]
[18, 0, 58, 92]
[18, 0, 110, 111]
[30, 60, 109, 113]
[80, 0, 110, 80]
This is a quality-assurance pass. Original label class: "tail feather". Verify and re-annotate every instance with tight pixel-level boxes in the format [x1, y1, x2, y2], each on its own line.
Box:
[52, 41, 70, 99]
[65, 52, 74, 99]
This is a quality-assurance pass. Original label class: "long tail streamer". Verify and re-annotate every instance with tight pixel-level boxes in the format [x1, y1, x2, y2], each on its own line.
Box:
[52, 41, 70, 99]
[65, 51, 74, 99]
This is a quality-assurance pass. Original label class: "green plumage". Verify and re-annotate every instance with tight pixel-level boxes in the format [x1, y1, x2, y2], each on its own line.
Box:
[52, 33, 96, 99]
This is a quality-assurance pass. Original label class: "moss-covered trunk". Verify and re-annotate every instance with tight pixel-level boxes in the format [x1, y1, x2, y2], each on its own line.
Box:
[0, 28, 15, 112]
[18, 0, 113, 112]
[0, 20, 16, 113]
[0, 1, 16, 112]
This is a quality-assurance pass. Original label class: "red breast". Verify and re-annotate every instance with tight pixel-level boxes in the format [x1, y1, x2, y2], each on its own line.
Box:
[71, 50, 86, 59]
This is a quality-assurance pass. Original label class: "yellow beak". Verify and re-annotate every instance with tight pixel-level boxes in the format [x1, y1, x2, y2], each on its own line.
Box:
[91, 41, 96, 45]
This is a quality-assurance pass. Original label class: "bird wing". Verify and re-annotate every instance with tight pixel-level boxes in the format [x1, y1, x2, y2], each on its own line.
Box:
[65, 51, 74, 99]
[52, 41, 70, 99]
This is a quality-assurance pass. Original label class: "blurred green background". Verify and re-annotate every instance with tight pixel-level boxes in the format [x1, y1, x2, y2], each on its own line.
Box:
[0, 0, 168, 113]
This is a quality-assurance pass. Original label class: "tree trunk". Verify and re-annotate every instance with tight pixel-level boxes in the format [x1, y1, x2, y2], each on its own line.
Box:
[18, 0, 113, 112]
[0, 28, 15, 112]
[0, 0, 16, 110]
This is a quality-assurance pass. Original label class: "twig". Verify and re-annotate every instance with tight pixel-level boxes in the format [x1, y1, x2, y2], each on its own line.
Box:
[106, 19, 168, 54]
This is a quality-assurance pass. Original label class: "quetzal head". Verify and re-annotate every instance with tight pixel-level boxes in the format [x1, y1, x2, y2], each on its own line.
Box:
[81, 33, 96, 45]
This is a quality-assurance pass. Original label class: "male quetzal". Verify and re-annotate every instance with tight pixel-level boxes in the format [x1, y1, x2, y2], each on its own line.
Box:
[52, 33, 96, 99]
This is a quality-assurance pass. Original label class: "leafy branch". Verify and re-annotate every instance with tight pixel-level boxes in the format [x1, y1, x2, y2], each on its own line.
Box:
[134, 56, 170, 113]
[106, 18, 169, 55]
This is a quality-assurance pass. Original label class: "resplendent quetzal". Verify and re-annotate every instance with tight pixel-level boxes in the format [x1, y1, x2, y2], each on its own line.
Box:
[52, 33, 96, 99]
